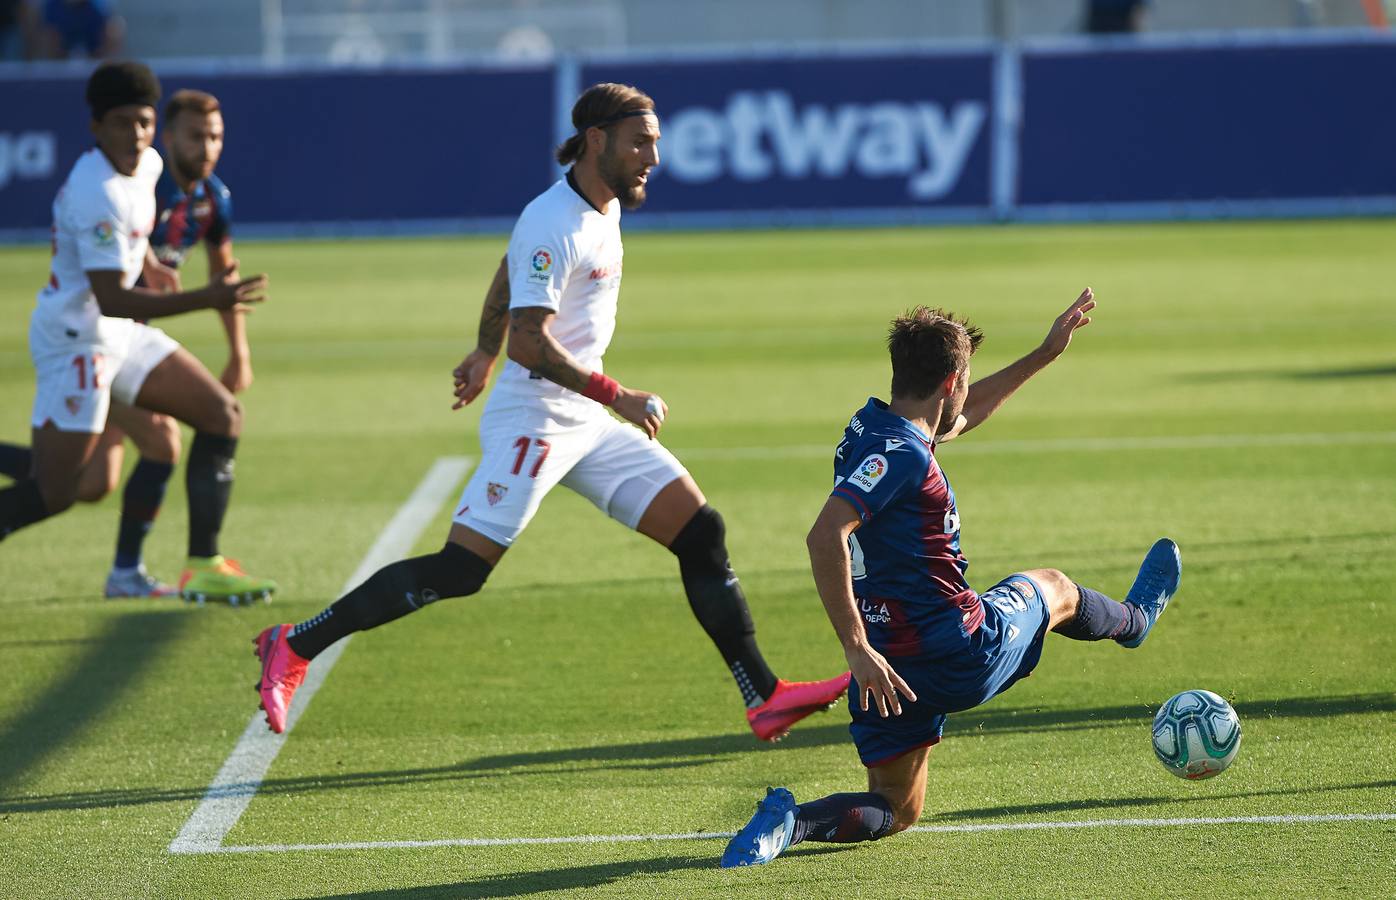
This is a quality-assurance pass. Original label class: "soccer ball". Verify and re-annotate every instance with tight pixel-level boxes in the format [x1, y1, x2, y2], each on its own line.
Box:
[1151, 689, 1242, 780]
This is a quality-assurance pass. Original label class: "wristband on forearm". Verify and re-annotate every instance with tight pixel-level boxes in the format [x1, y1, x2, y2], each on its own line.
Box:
[581, 371, 620, 406]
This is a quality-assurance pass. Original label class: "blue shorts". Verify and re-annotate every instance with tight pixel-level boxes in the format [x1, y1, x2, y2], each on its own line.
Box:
[848, 573, 1051, 768]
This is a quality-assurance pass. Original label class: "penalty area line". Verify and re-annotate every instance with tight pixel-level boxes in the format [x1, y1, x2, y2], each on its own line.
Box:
[168, 456, 475, 856]
[199, 812, 1396, 855]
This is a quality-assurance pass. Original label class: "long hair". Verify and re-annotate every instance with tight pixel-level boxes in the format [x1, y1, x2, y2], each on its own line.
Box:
[554, 83, 655, 166]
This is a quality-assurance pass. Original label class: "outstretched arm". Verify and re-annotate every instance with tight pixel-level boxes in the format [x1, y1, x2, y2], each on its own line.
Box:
[451, 255, 510, 409]
[807, 497, 917, 717]
[87, 264, 266, 321]
[938, 287, 1095, 443]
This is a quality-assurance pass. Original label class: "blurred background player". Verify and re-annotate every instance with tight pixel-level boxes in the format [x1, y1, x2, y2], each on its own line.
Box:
[722, 293, 1182, 867]
[0, 61, 277, 606]
[37, 0, 123, 59]
[0, 87, 259, 600]
[251, 82, 850, 741]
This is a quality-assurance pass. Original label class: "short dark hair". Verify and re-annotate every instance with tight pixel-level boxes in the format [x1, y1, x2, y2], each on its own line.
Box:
[87, 61, 161, 122]
[554, 83, 655, 166]
[887, 307, 984, 399]
[164, 89, 220, 126]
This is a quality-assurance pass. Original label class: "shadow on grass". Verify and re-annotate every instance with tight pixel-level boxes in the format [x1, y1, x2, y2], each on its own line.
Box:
[932, 778, 1396, 822]
[305, 854, 716, 899]
[3, 692, 1392, 816]
[1183, 363, 1396, 382]
[0, 610, 191, 795]
[307, 846, 854, 898]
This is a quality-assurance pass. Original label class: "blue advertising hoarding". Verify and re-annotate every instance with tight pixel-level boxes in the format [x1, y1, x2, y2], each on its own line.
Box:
[2, 33, 1393, 237]
[577, 52, 997, 216]
[0, 65, 556, 234]
[1017, 40, 1396, 207]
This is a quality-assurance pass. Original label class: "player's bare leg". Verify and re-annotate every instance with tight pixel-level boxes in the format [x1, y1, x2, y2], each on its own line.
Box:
[134, 347, 275, 603]
[637, 474, 851, 740]
[1030, 539, 1181, 647]
[101, 404, 181, 598]
[253, 522, 502, 733]
[75, 423, 126, 503]
[866, 746, 931, 834]
[1, 422, 103, 540]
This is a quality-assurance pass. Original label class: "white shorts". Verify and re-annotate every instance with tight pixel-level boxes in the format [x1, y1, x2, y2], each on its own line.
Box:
[29, 320, 179, 433]
[454, 403, 689, 546]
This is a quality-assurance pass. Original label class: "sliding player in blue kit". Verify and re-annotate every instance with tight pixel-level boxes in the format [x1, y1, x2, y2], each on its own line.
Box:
[722, 290, 1183, 866]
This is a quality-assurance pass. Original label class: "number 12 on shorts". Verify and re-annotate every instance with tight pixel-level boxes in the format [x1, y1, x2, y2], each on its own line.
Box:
[510, 437, 551, 478]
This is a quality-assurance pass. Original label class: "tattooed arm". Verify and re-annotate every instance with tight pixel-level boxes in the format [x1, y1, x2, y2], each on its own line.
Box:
[451, 256, 510, 408]
[507, 305, 666, 439]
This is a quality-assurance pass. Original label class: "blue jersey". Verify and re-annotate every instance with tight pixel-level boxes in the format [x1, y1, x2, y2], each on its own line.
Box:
[149, 171, 232, 268]
[830, 398, 982, 656]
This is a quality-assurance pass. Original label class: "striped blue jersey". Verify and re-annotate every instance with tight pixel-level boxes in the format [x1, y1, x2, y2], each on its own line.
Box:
[830, 398, 983, 656]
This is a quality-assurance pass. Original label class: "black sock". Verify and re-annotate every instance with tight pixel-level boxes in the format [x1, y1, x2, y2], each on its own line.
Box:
[792, 792, 895, 845]
[1055, 584, 1147, 642]
[287, 543, 492, 659]
[0, 443, 33, 480]
[186, 432, 237, 558]
[114, 458, 174, 569]
[669, 505, 779, 707]
[0, 480, 50, 540]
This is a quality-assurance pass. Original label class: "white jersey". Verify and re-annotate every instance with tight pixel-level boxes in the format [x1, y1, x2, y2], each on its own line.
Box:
[32, 146, 162, 349]
[489, 175, 624, 422]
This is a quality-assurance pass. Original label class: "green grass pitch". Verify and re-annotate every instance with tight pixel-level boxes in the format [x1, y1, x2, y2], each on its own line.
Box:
[1, 220, 1393, 897]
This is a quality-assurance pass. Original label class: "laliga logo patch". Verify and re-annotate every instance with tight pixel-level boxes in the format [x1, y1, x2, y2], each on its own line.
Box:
[848, 453, 888, 492]
[486, 482, 508, 506]
[93, 220, 115, 246]
[528, 246, 554, 284]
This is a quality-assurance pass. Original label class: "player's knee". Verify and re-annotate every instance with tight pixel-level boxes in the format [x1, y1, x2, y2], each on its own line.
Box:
[669, 504, 727, 563]
[390, 543, 493, 605]
[886, 793, 924, 834]
[74, 460, 119, 503]
[199, 391, 242, 437]
[149, 415, 182, 463]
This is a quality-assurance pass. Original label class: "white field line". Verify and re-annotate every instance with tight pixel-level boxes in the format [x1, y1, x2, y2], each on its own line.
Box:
[168, 456, 475, 856]
[197, 812, 1396, 855]
[674, 430, 1396, 462]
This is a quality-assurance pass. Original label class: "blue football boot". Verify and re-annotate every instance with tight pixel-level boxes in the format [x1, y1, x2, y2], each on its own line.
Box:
[720, 787, 797, 868]
[1118, 538, 1182, 649]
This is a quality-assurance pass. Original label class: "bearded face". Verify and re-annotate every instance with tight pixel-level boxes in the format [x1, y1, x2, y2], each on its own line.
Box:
[596, 115, 658, 209]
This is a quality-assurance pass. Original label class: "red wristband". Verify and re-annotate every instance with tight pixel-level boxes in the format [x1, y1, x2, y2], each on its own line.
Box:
[581, 371, 620, 406]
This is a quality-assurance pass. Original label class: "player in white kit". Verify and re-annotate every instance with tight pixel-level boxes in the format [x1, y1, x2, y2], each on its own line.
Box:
[0, 62, 277, 605]
[253, 83, 850, 741]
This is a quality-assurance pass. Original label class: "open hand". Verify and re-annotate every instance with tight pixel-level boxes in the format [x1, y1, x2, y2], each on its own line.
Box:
[209, 261, 268, 310]
[452, 349, 497, 409]
[845, 642, 917, 717]
[1039, 287, 1095, 359]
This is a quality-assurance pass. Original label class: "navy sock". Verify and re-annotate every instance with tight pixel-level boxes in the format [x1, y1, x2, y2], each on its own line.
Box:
[1055, 584, 1147, 642]
[0, 480, 50, 540]
[186, 432, 237, 558]
[792, 792, 895, 845]
[114, 458, 174, 569]
[0, 443, 33, 480]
